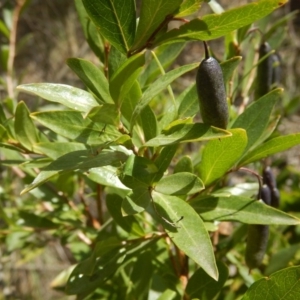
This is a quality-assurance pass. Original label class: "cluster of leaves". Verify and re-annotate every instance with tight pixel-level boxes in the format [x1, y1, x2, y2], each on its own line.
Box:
[1, 0, 300, 299]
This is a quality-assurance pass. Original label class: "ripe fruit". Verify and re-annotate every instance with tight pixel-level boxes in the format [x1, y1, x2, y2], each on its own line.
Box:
[196, 41, 228, 129]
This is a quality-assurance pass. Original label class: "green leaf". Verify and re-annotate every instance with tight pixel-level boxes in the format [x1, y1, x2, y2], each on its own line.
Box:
[82, 0, 136, 54]
[155, 172, 204, 195]
[220, 56, 242, 84]
[131, 63, 199, 128]
[144, 122, 231, 147]
[17, 83, 99, 112]
[33, 142, 88, 159]
[174, 155, 193, 173]
[0, 124, 9, 142]
[121, 155, 158, 188]
[129, 0, 182, 53]
[86, 166, 130, 191]
[21, 150, 127, 194]
[190, 195, 300, 225]
[140, 105, 158, 142]
[74, 0, 104, 60]
[122, 188, 151, 215]
[140, 43, 185, 87]
[14, 101, 39, 151]
[109, 53, 145, 105]
[106, 193, 144, 236]
[186, 260, 228, 299]
[177, 83, 199, 119]
[241, 266, 300, 300]
[198, 129, 248, 185]
[66, 247, 126, 295]
[153, 0, 288, 46]
[18, 211, 58, 229]
[87, 104, 120, 126]
[153, 145, 178, 182]
[239, 133, 300, 166]
[175, 0, 203, 18]
[66, 58, 113, 104]
[153, 192, 218, 280]
[31, 110, 121, 145]
[265, 244, 300, 276]
[129, 251, 153, 299]
[231, 88, 282, 154]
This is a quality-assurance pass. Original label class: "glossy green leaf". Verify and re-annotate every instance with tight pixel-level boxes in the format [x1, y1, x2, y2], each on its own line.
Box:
[174, 156, 193, 173]
[191, 195, 300, 225]
[241, 266, 300, 300]
[74, 0, 104, 60]
[106, 193, 144, 236]
[82, 0, 136, 54]
[87, 104, 120, 126]
[186, 260, 228, 299]
[0, 124, 8, 142]
[144, 122, 231, 147]
[18, 211, 58, 229]
[31, 110, 121, 145]
[129, 251, 153, 299]
[130, 0, 182, 53]
[122, 188, 151, 215]
[220, 56, 242, 84]
[175, 0, 203, 17]
[154, 0, 288, 46]
[21, 150, 127, 194]
[67, 58, 113, 104]
[153, 145, 178, 182]
[14, 101, 39, 151]
[86, 166, 130, 191]
[121, 155, 158, 188]
[155, 172, 204, 195]
[140, 43, 185, 87]
[199, 129, 248, 185]
[177, 83, 199, 119]
[109, 53, 145, 105]
[131, 63, 199, 127]
[231, 88, 282, 154]
[66, 247, 126, 295]
[140, 105, 158, 143]
[17, 83, 98, 112]
[33, 142, 88, 159]
[239, 133, 300, 166]
[153, 192, 218, 280]
[265, 243, 300, 276]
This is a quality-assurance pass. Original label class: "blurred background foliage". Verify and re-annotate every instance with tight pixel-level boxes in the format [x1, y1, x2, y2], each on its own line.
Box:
[0, 0, 300, 299]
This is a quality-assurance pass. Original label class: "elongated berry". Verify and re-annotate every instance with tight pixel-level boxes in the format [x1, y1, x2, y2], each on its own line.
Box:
[196, 42, 228, 129]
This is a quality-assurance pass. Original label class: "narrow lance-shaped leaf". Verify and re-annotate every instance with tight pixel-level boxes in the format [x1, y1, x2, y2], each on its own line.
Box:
[241, 266, 300, 300]
[153, 192, 218, 281]
[144, 122, 231, 147]
[129, 0, 182, 53]
[239, 133, 300, 166]
[82, 0, 136, 54]
[186, 260, 228, 299]
[131, 63, 199, 129]
[31, 110, 121, 145]
[199, 129, 248, 185]
[14, 101, 39, 151]
[231, 88, 282, 155]
[155, 172, 204, 195]
[190, 195, 300, 225]
[109, 52, 145, 105]
[153, 0, 288, 46]
[17, 83, 99, 112]
[175, 0, 203, 18]
[67, 58, 113, 103]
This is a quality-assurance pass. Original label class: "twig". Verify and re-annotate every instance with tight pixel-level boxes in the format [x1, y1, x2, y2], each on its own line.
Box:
[6, 0, 26, 99]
